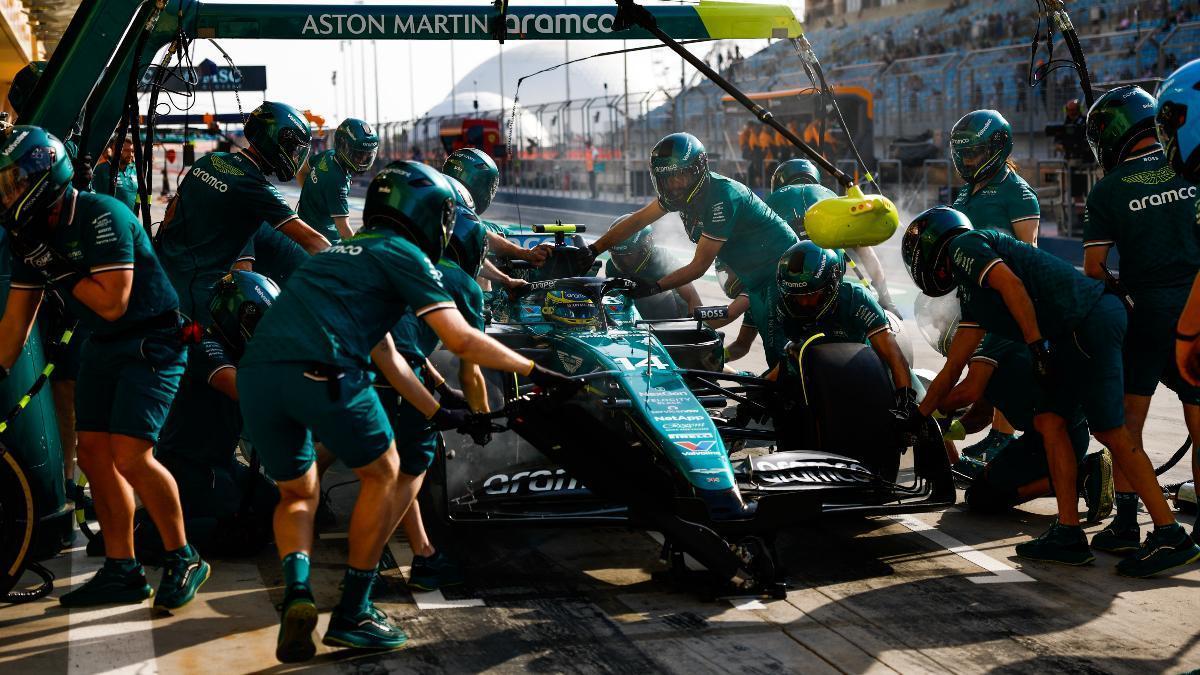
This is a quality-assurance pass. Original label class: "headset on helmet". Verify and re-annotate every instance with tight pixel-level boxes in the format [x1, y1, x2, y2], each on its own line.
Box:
[208, 270, 280, 359]
[334, 118, 379, 174]
[770, 158, 821, 191]
[244, 101, 312, 182]
[764, 184, 838, 240]
[542, 289, 597, 329]
[1086, 85, 1159, 173]
[775, 241, 845, 323]
[1156, 59, 1200, 183]
[0, 125, 74, 237]
[950, 110, 1013, 185]
[364, 161, 457, 263]
[901, 206, 974, 297]
[443, 147, 500, 215]
[650, 133, 709, 212]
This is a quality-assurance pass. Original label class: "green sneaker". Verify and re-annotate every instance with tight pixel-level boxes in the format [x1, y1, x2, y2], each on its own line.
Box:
[1015, 521, 1095, 566]
[1116, 524, 1200, 578]
[322, 604, 409, 651]
[153, 551, 210, 611]
[276, 585, 318, 663]
[961, 429, 1015, 463]
[59, 561, 153, 607]
[1081, 449, 1114, 523]
[408, 551, 464, 592]
[1091, 522, 1141, 554]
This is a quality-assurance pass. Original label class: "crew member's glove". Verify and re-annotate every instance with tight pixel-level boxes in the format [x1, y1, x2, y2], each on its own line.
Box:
[525, 243, 554, 267]
[436, 381, 470, 410]
[630, 279, 663, 299]
[10, 235, 86, 290]
[1027, 338, 1055, 392]
[527, 362, 584, 396]
[72, 153, 94, 191]
[890, 386, 925, 445]
[564, 243, 599, 276]
[429, 405, 470, 431]
[461, 413, 495, 446]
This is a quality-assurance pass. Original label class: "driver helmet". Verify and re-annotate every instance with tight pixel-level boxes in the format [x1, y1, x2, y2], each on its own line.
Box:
[364, 160, 457, 263]
[650, 132, 709, 212]
[208, 270, 281, 360]
[715, 260, 744, 300]
[333, 118, 380, 175]
[770, 158, 821, 191]
[914, 292, 961, 357]
[901, 206, 974, 297]
[775, 241, 845, 322]
[950, 110, 1013, 185]
[764, 183, 838, 240]
[1086, 85, 1159, 175]
[542, 289, 598, 329]
[443, 147, 500, 215]
[0, 125, 74, 238]
[608, 217, 655, 271]
[244, 101, 312, 182]
[1157, 58, 1200, 182]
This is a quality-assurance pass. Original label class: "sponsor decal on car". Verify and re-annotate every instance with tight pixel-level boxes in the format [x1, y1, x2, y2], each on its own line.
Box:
[676, 441, 720, 456]
[482, 468, 585, 495]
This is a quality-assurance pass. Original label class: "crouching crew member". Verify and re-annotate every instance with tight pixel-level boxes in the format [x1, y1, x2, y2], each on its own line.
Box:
[604, 213, 700, 319]
[903, 206, 1200, 577]
[1082, 85, 1200, 552]
[236, 161, 580, 662]
[0, 127, 208, 608]
[572, 133, 798, 334]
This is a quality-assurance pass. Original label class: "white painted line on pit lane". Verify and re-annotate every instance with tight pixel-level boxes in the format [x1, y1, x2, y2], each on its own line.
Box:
[66, 537, 160, 674]
[891, 514, 1035, 584]
[386, 539, 485, 610]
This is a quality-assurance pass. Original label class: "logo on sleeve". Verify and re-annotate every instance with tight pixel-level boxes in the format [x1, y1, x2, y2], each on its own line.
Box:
[952, 248, 975, 276]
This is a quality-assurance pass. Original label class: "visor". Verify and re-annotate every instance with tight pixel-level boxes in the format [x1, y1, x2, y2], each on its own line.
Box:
[782, 286, 834, 320]
[955, 146, 989, 172]
[343, 146, 379, 173]
[653, 167, 702, 209]
[278, 128, 311, 173]
[716, 266, 742, 299]
[0, 163, 33, 211]
[440, 199, 457, 247]
[0, 146, 56, 218]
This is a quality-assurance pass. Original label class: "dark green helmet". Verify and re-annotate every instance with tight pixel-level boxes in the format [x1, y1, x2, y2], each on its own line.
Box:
[901, 206, 973, 297]
[770, 158, 820, 191]
[609, 214, 655, 263]
[1086, 85, 1159, 173]
[0, 125, 74, 237]
[764, 184, 838, 240]
[364, 160, 457, 263]
[776, 241, 845, 322]
[442, 176, 488, 276]
[443, 148, 500, 215]
[244, 101, 311, 181]
[650, 132, 709, 212]
[7, 61, 46, 118]
[334, 118, 379, 174]
[208, 270, 280, 360]
[950, 110, 1013, 185]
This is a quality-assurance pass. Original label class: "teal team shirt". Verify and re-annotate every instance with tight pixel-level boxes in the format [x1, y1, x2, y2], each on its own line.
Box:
[675, 173, 799, 292]
[10, 190, 179, 336]
[91, 160, 139, 213]
[237, 223, 310, 287]
[949, 230, 1104, 341]
[242, 227, 453, 370]
[1082, 149, 1200, 298]
[762, 280, 890, 369]
[389, 259, 485, 360]
[298, 149, 352, 245]
[155, 151, 299, 322]
[951, 167, 1040, 238]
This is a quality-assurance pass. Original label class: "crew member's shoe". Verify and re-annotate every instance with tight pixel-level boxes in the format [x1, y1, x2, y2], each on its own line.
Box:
[323, 603, 409, 651]
[1116, 524, 1200, 578]
[1015, 521, 1095, 565]
[961, 429, 1015, 463]
[59, 559, 154, 607]
[1081, 449, 1114, 523]
[1091, 523, 1141, 554]
[408, 551, 464, 591]
[153, 547, 210, 611]
[276, 585, 318, 663]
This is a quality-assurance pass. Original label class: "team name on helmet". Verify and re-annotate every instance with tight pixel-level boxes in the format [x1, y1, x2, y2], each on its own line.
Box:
[191, 166, 229, 192]
[1128, 185, 1197, 210]
[3, 130, 30, 155]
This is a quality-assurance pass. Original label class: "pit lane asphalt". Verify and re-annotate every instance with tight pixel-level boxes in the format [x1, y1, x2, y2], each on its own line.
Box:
[1, 193, 1197, 674]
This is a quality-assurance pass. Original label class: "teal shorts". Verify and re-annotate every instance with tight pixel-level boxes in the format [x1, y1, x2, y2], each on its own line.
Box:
[75, 332, 186, 442]
[1124, 289, 1200, 405]
[237, 363, 393, 482]
[377, 386, 439, 477]
[1035, 294, 1127, 433]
